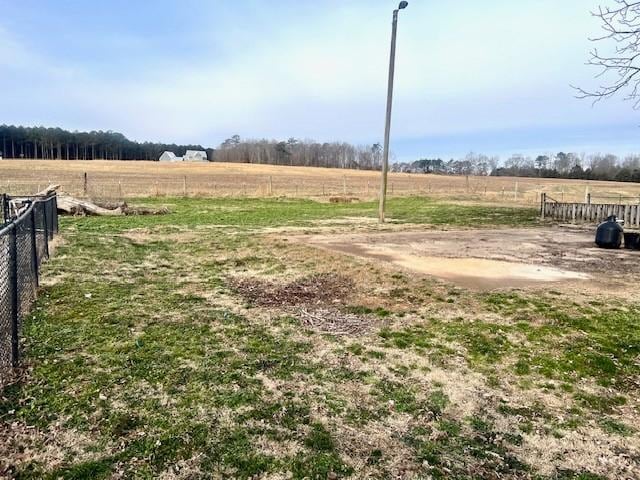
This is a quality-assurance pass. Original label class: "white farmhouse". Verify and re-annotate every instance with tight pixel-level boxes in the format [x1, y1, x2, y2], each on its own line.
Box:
[159, 151, 183, 162]
[183, 150, 208, 162]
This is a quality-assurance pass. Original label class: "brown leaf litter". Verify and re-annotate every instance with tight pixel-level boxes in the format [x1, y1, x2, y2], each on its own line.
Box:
[227, 273, 380, 335]
[227, 272, 354, 308]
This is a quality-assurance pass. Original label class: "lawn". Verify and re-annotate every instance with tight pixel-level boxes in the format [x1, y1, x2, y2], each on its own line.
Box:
[1, 197, 638, 479]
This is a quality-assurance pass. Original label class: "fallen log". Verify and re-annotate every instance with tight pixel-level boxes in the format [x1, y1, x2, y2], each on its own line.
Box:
[25, 185, 168, 216]
[31, 184, 124, 216]
[56, 195, 123, 216]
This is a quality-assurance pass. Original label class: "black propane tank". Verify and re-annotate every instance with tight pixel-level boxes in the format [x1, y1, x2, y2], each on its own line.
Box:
[595, 215, 623, 249]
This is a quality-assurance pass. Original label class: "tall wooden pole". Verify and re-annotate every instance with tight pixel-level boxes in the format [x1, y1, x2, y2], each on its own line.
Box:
[379, 6, 404, 223]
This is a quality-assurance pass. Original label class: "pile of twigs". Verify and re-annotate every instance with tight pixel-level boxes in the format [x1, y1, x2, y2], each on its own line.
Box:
[297, 307, 374, 336]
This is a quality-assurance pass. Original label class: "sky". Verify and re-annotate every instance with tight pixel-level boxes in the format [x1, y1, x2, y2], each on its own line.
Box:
[0, 0, 638, 162]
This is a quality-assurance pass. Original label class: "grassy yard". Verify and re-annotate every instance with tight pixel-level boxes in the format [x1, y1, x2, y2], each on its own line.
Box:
[1, 197, 638, 479]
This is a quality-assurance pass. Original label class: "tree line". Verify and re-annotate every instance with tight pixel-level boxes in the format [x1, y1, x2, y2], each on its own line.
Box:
[393, 152, 640, 183]
[215, 135, 383, 170]
[4, 125, 640, 183]
[0, 126, 383, 170]
[492, 152, 640, 183]
[0, 125, 209, 161]
[392, 153, 499, 176]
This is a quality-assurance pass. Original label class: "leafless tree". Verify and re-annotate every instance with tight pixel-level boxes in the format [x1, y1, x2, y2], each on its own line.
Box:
[213, 136, 384, 170]
[576, 1, 640, 107]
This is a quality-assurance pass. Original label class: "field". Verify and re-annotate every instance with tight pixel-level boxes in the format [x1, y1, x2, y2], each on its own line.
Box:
[3, 159, 640, 205]
[1, 195, 639, 479]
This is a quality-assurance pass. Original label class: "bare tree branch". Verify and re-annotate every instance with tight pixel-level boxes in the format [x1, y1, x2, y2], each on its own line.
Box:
[576, 0, 640, 108]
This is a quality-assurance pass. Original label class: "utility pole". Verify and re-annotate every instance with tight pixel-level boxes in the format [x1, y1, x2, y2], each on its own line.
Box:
[378, 1, 408, 223]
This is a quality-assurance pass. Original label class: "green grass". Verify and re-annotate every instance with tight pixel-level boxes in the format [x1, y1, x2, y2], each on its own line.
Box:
[62, 196, 538, 233]
[1, 196, 633, 479]
[403, 415, 530, 479]
[377, 291, 640, 393]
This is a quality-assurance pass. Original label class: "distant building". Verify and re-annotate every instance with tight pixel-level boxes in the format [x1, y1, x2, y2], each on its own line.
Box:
[183, 150, 208, 162]
[159, 151, 183, 162]
[159, 150, 207, 162]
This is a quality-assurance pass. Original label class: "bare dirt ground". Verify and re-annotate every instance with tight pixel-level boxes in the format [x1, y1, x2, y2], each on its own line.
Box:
[3, 159, 640, 205]
[297, 226, 640, 290]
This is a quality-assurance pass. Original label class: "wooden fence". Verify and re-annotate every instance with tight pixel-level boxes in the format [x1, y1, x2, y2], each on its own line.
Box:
[541, 193, 640, 227]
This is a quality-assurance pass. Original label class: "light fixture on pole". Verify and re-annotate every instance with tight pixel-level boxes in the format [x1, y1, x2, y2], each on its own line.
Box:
[378, 1, 408, 223]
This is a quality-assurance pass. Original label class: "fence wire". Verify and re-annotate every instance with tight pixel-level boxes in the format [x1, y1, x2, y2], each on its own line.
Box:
[0, 234, 11, 367]
[0, 193, 58, 369]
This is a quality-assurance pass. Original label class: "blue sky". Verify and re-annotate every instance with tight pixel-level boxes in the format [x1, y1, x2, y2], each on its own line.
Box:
[0, 0, 637, 162]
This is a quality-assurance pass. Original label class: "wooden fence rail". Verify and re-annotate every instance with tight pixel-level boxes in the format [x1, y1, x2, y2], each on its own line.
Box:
[541, 193, 640, 227]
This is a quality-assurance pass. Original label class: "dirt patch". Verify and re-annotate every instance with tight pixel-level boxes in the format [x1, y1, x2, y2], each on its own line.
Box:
[296, 227, 640, 290]
[388, 255, 589, 289]
[312, 216, 380, 226]
[227, 273, 354, 307]
[329, 196, 359, 203]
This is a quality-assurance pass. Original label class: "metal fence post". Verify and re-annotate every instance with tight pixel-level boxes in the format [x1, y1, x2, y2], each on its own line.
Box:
[30, 208, 39, 287]
[46, 200, 53, 239]
[51, 195, 59, 234]
[1, 194, 8, 223]
[42, 201, 49, 259]
[9, 224, 19, 366]
[55, 196, 58, 234]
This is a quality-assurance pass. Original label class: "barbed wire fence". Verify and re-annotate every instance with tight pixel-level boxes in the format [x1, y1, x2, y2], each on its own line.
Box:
[0, 193, 58, 370]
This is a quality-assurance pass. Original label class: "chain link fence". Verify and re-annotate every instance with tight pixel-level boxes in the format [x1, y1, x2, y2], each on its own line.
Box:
[0, 193, 58, 368]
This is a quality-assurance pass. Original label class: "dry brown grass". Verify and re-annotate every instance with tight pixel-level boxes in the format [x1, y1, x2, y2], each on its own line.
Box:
[2, 159, 640, 205]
